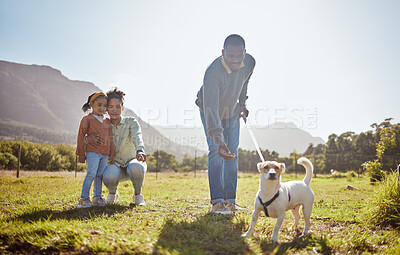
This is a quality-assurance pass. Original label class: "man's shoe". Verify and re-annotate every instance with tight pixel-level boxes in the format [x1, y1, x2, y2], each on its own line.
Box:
[93, 196, 106, 206]
[134, 194, 145, 206]
[211, 202, 233, 215]
[77, 197, 93, 208]
[106, 192, 119, 204]
[225, 202, 247, 212]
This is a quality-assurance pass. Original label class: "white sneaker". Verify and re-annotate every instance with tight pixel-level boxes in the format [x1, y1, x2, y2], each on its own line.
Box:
[106, 192, 119, 204]
[225, 202, 247, 212]
[77, 197, 93, 208]
[134, 194, 145, 206]
[93, 196, 106, 206]
[211, 202, 233, 215]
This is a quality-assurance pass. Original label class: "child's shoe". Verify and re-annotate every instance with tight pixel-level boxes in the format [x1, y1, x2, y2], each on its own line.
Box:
[77, 197, 93, 208]
[93, 196, 106, 206]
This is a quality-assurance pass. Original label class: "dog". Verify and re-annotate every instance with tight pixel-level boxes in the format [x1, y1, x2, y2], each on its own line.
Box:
[242, 157, 315, 242]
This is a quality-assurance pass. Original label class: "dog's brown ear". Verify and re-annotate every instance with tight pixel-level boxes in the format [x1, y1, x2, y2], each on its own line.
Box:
[257, 162, 264, 172]
[280, 163, 286, 173]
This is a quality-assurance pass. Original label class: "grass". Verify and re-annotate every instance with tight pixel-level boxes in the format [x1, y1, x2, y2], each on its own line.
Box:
[0, 171, 399, 254]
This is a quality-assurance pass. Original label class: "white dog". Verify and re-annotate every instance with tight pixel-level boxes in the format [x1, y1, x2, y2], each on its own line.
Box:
[242, 157, 315, 242]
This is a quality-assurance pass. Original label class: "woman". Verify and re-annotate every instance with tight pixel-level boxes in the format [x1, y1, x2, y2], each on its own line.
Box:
[87, 88, 147, 206]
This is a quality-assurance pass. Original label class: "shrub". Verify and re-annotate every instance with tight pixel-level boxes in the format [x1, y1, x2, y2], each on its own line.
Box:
[362, 160, 383, 182]
[367, 171, 400, 229]
[0, 152, 18, 170]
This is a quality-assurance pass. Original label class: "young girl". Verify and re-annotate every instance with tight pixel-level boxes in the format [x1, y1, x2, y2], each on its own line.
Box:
[76, 92, 115, 208]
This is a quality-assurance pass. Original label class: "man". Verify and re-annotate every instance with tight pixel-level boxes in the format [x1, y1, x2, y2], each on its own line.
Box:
[195, 34, 256, 214]
[87, 88, 147, 206]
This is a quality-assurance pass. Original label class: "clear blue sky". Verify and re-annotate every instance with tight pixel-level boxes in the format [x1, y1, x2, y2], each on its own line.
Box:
[1, 0, 399, 141]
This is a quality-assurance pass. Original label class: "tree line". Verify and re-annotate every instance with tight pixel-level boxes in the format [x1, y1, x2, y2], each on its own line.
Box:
[0, 139, 209, 173]
[1, 119, 399, 175]
[238, 119, 400, 175]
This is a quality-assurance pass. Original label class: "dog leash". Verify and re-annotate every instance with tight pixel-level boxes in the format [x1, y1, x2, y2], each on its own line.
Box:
[241, 114, 265, 162]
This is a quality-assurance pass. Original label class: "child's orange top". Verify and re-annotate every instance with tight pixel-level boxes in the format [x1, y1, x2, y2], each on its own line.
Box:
[76, 113, 115, 163]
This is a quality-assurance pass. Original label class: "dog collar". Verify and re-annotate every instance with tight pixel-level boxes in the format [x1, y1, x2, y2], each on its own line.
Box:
[258, 191, 280, 217]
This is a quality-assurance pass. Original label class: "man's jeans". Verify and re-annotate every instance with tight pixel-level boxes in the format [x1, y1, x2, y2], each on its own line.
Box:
[102, 159, 147, 196]
[200, 112, 240, 204]
[80, 152, 108, 198]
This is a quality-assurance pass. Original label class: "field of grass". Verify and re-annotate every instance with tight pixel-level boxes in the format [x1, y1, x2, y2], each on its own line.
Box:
[1, 170, 399, 254]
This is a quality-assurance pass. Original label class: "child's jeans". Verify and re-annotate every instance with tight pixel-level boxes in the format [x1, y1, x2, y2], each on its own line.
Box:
[80, 152, 108, 198]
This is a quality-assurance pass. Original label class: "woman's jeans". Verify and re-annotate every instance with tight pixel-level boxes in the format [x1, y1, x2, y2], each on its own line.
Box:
[102, 159, 147, 196]
[200, 111, 240, 204]
[80, 152, 108, 198]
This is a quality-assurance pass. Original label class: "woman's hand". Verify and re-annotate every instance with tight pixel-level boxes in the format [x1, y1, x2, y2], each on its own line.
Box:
[86, 134, 103, 146]
[136, 151, 147, 162]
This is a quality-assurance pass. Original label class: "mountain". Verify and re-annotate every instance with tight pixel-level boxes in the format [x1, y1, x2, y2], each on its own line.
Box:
[154, 122, 325, 157]
[0, 60, 199, 159]
[240, 122, 325, 156]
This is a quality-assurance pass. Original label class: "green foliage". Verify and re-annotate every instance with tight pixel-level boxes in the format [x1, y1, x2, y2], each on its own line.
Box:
[363, 126, 398, 182]
[0, 140, 78, 171]
[324, 119, 400, 173]
[367, 171, 400, 229]
[147, 150, 178, 172]
[238, 148, 279, 172]
[362, 160, 383, 182]
[147, 150, 208, 172]
[0, 152, 18, 169]
[180, 153, 207, 171]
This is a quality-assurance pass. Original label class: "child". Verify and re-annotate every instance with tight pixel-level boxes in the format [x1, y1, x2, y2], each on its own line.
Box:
[76, 92, 115, 208]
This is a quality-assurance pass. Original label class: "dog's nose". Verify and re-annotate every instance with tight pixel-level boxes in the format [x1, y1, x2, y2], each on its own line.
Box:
[269, 172, 276, 179]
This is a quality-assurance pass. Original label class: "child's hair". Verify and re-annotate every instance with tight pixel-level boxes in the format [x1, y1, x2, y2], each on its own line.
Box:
[106, 87, 126, 106]
[82, 92, 107, 112]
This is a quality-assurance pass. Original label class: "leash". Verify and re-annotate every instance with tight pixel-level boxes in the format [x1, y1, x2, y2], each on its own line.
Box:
[241, 114, 265, 163]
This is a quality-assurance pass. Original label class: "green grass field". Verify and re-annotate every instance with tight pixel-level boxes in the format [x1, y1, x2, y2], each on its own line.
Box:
[1, 171, 399, 254]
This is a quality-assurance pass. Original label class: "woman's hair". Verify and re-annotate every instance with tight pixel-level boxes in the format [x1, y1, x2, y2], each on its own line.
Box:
[81, 92, 107, 112]
[106, 87, 125, 106]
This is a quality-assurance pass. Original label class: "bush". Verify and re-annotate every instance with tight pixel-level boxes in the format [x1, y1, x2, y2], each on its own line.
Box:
[0, 152, 18, 170]
[0, 140, 77, 171]
[362, 160, 384, 182]
[367, 171, 400, 229]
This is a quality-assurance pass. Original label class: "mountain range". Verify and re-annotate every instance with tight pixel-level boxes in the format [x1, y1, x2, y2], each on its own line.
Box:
[154, 123, 324, 157]
[0, 60, 324, 158]
[0, 60, 199, 159]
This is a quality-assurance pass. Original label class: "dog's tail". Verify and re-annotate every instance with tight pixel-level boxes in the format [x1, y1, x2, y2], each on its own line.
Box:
[298, 157, 313, 186]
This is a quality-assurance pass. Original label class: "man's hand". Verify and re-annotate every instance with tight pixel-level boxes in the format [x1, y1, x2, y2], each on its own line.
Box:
[136, 151, 147, 162]
[109, 155, 115, 164]
[86, 134, 104, 146]
[238, 104, 249, 119]
[214, 135, 236, 160]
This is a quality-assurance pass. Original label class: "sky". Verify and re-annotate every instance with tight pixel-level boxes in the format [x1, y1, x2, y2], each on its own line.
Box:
[1, 0, 399, 141]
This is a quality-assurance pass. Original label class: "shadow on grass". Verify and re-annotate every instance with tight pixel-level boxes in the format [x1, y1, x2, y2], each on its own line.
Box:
[154, 213, 251, 254]
[259, 234, 332, 255]
[12, 204, 133, 222]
